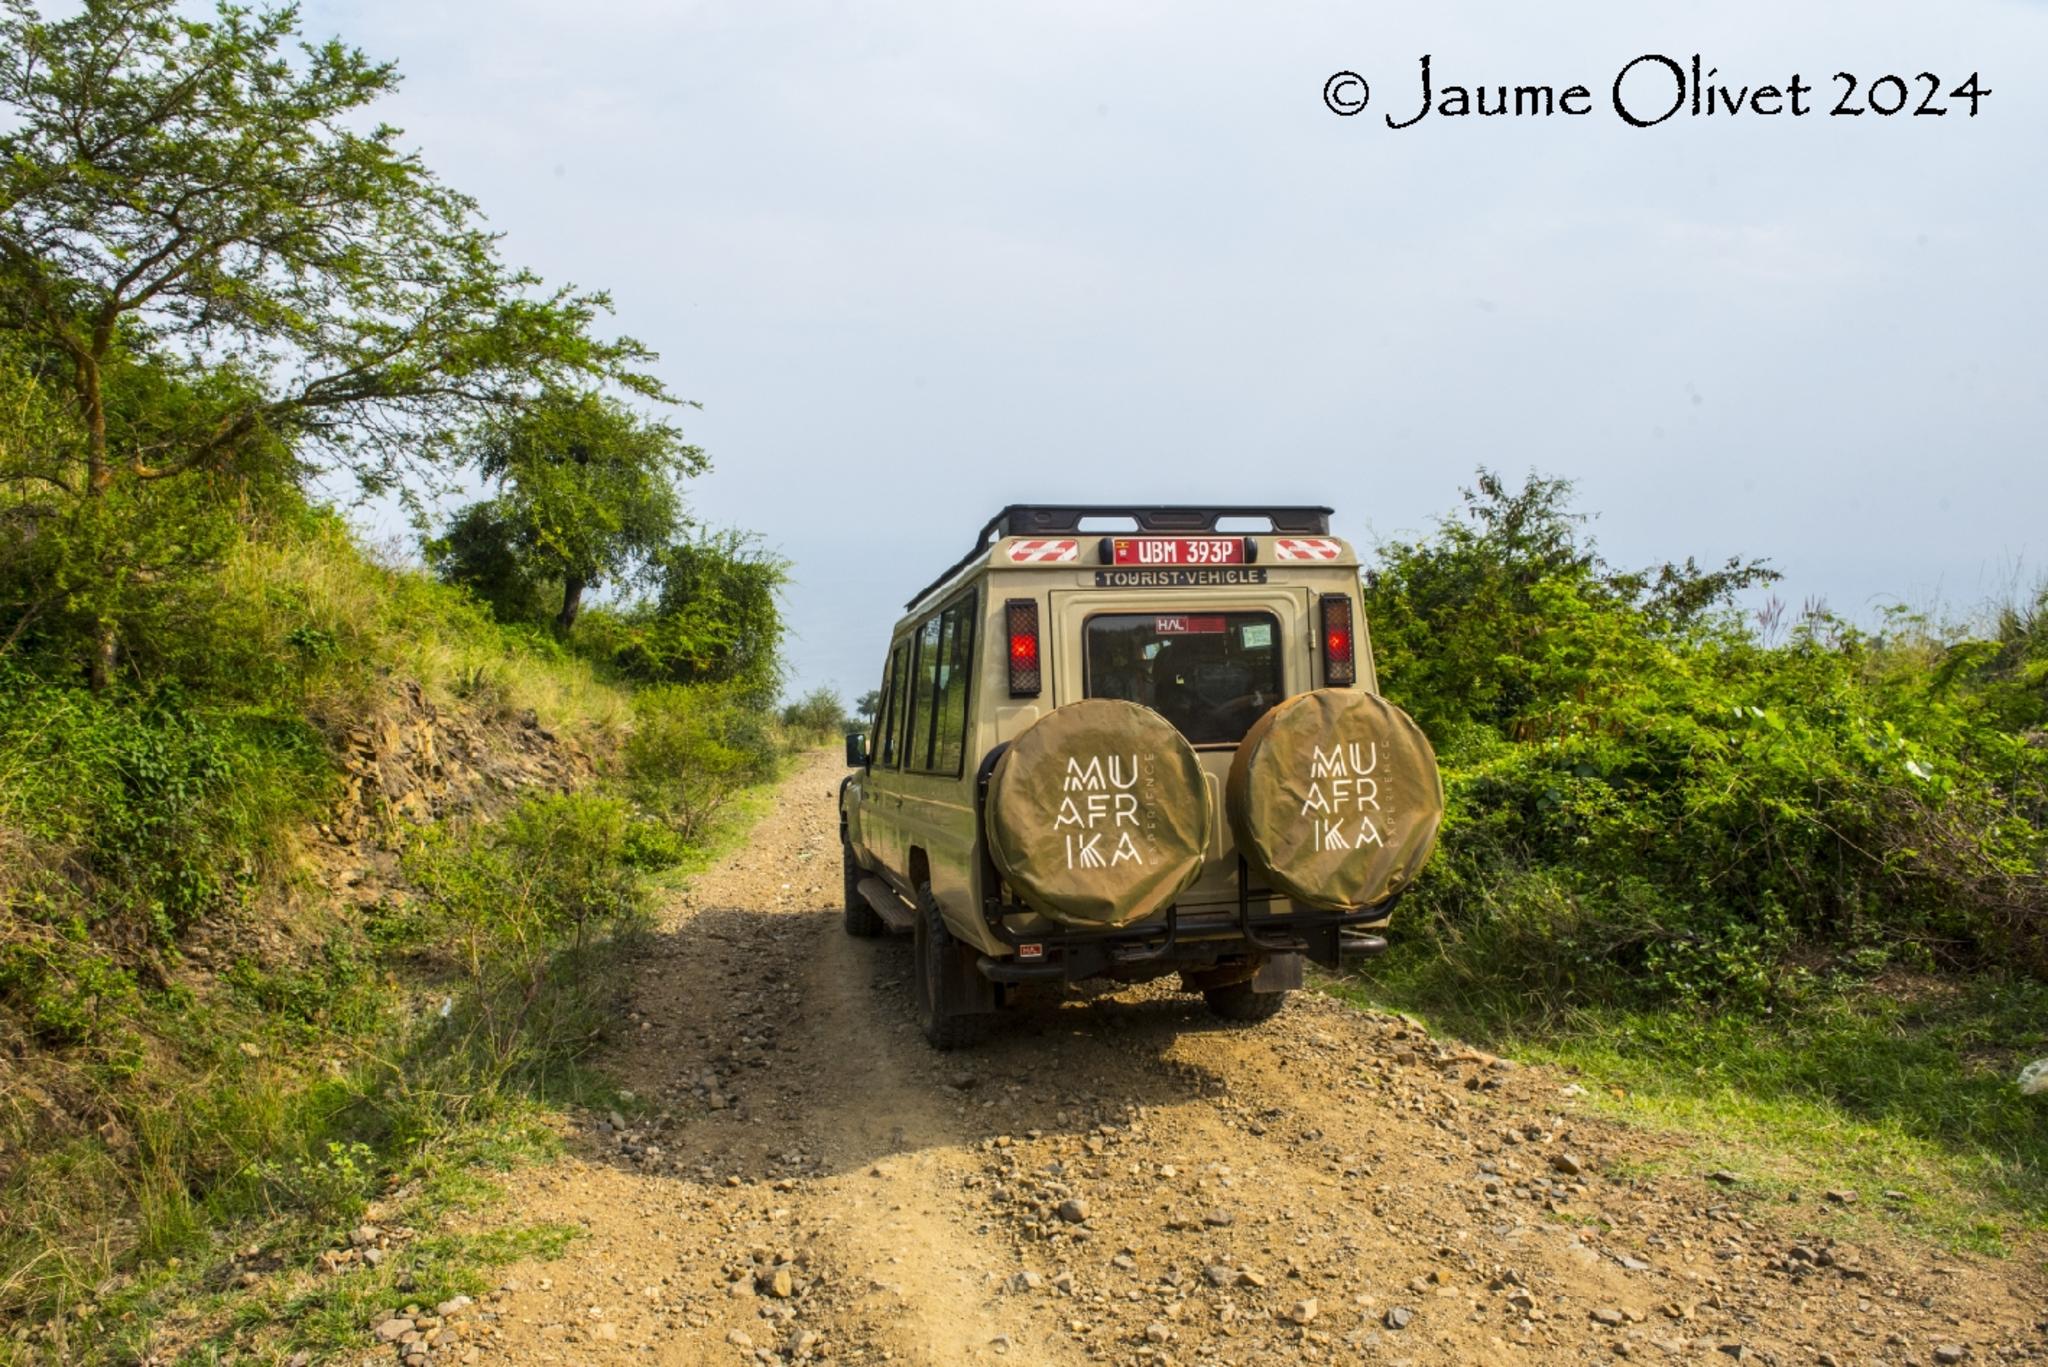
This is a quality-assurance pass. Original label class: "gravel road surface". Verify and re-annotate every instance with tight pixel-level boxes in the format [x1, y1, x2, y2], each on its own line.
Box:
[422, 752, 2044, 1367]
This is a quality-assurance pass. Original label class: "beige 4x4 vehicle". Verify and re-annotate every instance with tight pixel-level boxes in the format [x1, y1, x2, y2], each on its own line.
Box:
[840, 505, 1443, 1048]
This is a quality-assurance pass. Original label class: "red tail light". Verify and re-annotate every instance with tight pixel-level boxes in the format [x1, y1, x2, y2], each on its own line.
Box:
[1006, 598, 1042, 697]
[1320, 594, 1357, 687]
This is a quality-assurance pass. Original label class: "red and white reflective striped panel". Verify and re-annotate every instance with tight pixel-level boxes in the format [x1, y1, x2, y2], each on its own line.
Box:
[1007, 538, 1079, 563]
[1274, 537, 1343, 561]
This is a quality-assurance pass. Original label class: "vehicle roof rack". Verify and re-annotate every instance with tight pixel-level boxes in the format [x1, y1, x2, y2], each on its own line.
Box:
[904, 503, 1335, 611]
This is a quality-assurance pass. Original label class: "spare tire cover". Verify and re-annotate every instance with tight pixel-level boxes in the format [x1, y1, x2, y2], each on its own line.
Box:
[984, 699, 1212, 929]
[1226, 689, 1443, 911]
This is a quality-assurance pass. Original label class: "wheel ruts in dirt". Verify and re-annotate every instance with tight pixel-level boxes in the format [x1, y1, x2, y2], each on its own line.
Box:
[1225, 688, 1442, 911]
[982, 698, 1212, 929]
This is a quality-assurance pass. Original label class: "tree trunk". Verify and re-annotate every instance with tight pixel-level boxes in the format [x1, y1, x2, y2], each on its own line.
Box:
[82, 353, 109, 493]
[556, 574, 587, 636]
[81, 353, 114, 687]
[90, 621, 116, 691]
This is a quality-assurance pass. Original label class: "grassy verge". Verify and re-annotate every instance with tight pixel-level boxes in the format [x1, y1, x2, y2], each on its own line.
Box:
[1321, 958, 2048, 1256]
[0, 519, 809, 1363]
[3, 757, 801, 1365]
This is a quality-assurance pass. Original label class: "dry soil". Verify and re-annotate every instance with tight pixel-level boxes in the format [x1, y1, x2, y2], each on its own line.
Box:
[423, 752, 2047, 1367]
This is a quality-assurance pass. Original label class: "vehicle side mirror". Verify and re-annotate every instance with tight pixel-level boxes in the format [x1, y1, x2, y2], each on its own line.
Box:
[844, 731, 870, 768]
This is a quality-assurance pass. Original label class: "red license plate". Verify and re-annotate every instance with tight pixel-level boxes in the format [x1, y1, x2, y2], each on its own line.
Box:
[1110, 537, 1245, 566]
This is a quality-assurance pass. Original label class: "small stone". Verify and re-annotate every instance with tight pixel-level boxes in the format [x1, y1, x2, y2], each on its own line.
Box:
[726, 1330, 753, 1348]
[1010, 1270, 1042, 1292]
[1934, 1347, 1967, 1365]
[1057, 1198, 1089, 1224]
[1384, 1305, 1414, 1330]
[375, 1319, 414, 1343]
[1591, 1308, 1625, 1326]
[435, 1297, 472, 1317]
[1287, 1298, 1318, 1325]
[1204, 1265, 1235, 1288]
[759, 1268, 793, 1298]
[1614, 1254, 1652, 1272]
[1824, 1188, 1859, 1205]
[1145, 1321, 1171, 1344]
[1202, 1209, 1234, 1227]
[1550, 1153, 1584, 1177]
[1706, 1170, 1741, 1186]
[1237, 1269, 1267, 1289]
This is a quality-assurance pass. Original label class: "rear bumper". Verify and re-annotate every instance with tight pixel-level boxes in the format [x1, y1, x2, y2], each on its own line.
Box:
[975, 901, 1390, 983]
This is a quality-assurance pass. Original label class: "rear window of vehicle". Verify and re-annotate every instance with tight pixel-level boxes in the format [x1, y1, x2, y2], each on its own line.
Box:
[1083, 612, 1283, 745]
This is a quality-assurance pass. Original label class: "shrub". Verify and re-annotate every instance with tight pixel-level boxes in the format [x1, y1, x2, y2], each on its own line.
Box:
[780, 687, 848, 744]
[1367, 471, 2048, 1010]
[623, 683, 780, 840]
[0, 666, 330, 950]
[402, 791, 647, 1086]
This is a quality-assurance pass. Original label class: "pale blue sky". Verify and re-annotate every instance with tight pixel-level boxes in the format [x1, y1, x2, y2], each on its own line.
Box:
[311, 0, 2048, 702]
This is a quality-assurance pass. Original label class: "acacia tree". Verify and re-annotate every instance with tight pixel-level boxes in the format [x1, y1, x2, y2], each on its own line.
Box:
[0, 0, 670, 684]
[459, 388, 704, 634]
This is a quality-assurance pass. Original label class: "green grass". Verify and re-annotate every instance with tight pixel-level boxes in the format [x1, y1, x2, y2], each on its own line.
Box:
[1322, 958, 2048, 1256]
[19, 1111, 575, 1365]
[0, 521, 812, 1362]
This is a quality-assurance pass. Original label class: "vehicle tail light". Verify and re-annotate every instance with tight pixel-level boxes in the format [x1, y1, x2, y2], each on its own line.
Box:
[1006, 598, 1042, 697]
[1320, 594, 1357, 687]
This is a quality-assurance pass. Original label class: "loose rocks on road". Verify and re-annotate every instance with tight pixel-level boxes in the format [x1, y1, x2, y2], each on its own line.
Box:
[447, 752, 2046, 1367]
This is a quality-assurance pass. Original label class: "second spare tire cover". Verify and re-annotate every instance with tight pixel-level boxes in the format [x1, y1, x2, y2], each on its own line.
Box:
[984, 699, 1212, 929]
[1226, 689, 1443, 911]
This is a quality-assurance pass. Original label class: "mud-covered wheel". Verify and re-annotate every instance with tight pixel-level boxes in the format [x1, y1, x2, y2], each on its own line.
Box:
[912, 883, 990, 1050]
[842, 839, 884, 938]
[1203, 980, 1290, 1024]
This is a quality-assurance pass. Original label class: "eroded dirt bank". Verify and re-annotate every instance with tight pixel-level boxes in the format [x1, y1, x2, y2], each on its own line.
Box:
[427, 752, 2044, 1367]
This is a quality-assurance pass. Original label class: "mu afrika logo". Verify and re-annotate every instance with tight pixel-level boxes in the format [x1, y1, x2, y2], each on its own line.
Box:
[1302, 742, 1385, 853]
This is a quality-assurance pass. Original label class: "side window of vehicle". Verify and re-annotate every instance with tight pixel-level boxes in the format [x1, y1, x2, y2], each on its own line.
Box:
[905, 613, 943, 770]
[901, 591, 977, 775]
[879, 640, 909, 767]
[931, 594, 976, 774]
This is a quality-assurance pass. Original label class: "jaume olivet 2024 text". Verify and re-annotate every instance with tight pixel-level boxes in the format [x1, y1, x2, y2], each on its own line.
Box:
[1321, 56, 1990, 128]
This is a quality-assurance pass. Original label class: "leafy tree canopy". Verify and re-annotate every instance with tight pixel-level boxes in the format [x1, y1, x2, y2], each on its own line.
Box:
[462, 388, 703, 632]
[0, 0, 669, 504]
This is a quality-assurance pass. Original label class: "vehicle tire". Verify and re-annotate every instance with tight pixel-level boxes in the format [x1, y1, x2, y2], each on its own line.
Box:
[912, 883, 990, 1051]
[1202, 979, 1290, 1024]
[843, 839, 885, 938]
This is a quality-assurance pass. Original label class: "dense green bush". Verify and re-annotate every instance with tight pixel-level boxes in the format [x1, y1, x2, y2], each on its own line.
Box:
[0, 667, 330, 954]
[623, 683, 782, 840]
[576, 530, 788, 705]
[780, 686, 849, 744]
[1368, 472, 2048, 1010]
[401, 791, 649, 1086]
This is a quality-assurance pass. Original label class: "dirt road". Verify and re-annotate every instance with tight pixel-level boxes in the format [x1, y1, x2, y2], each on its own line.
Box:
[439, 752, 2044, 1366]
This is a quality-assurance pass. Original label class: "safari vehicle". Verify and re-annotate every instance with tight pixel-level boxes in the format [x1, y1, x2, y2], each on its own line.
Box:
[839, 505, 1442, 1049]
